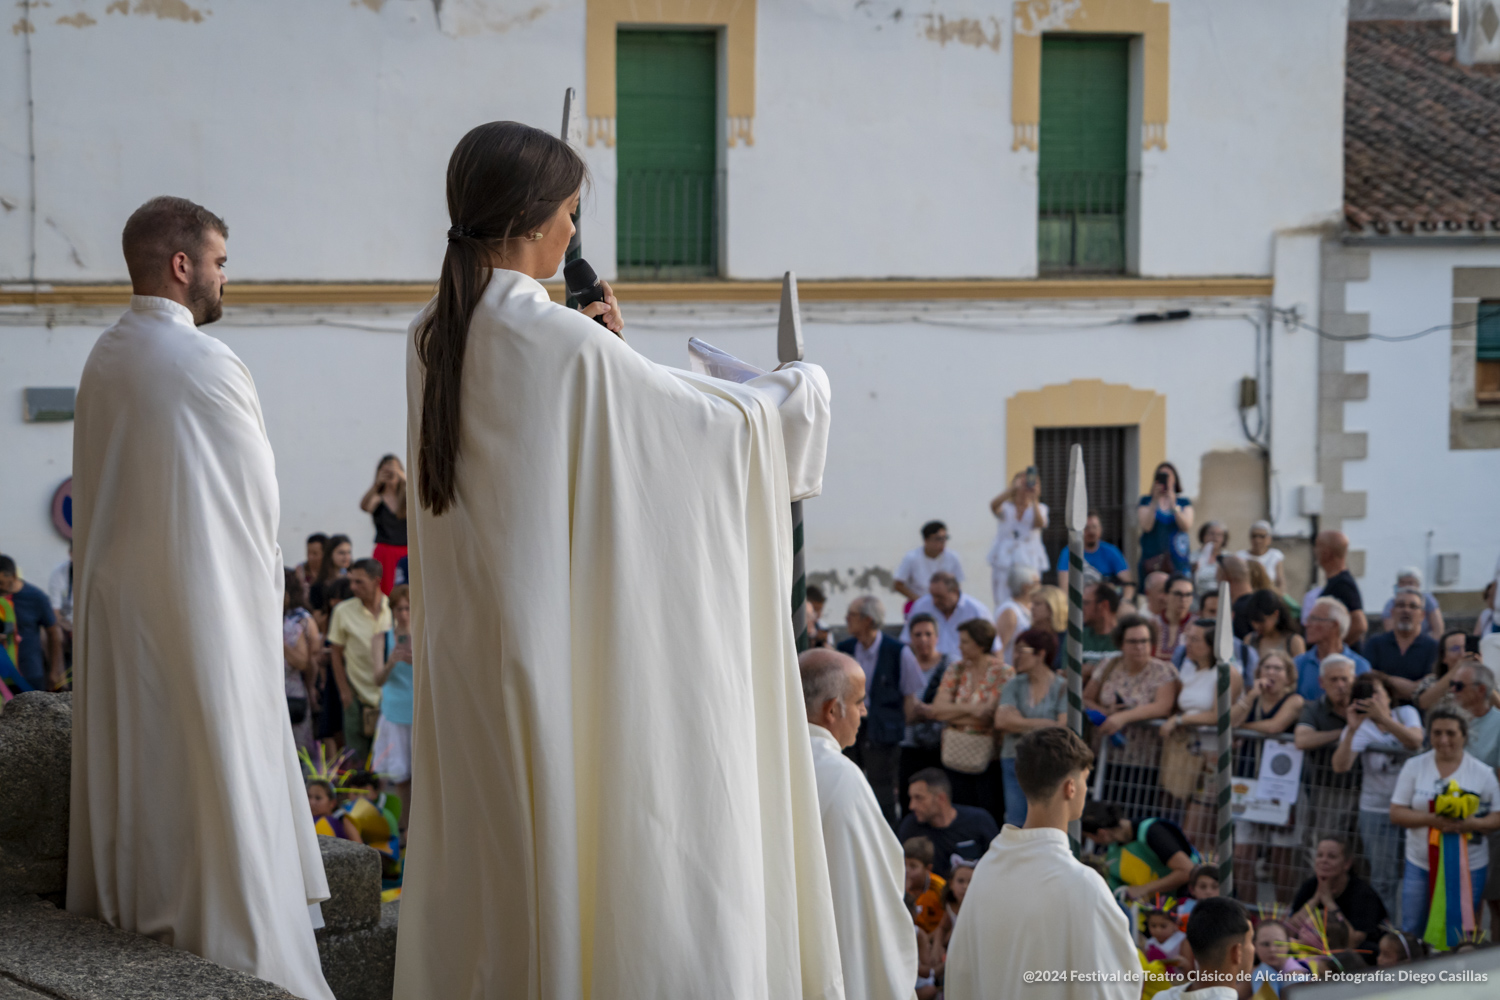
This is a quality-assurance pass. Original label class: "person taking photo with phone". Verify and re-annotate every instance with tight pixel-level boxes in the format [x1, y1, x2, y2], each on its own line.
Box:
[1137, 461, 1194, 583]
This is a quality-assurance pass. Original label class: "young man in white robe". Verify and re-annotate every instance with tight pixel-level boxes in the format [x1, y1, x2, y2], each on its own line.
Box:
[945, 726, 1138, 1000]
[68, 197, 333, 1000]
[802, 649, 919, 1000]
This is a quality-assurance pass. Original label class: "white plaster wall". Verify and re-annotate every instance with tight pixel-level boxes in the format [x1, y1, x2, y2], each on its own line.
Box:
[1342, 245, 1500, 596]
[2, 0, 1344, 283]
[1269, 230, 1323, 537]
[0, 298, 1266, 616]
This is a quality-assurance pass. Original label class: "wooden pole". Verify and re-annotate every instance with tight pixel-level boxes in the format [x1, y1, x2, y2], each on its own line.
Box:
[1064, 444, 1087, 855]
[1213, 580, 1236, 896]
[778, 272, 808, 651]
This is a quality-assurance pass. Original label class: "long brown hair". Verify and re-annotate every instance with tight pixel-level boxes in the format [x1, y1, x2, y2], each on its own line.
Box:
[416, 121, 587, 514]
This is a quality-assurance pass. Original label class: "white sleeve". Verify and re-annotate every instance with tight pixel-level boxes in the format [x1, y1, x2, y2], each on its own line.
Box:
[895, 551, 918, 589]
[1349, 721, 1375, 755]
[946, 551, 966, 583]
[745, 362, 831, 502]
[1391, 756, 1420, 808]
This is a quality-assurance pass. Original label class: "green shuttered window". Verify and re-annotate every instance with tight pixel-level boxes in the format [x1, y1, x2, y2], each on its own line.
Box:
[1038, 36, 1130, 273]
[1479, 302, 1500, 361]
[616, 30, 720, 279]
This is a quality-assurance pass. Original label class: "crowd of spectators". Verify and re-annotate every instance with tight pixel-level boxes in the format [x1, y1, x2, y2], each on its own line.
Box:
[804, 461, 1500, 975]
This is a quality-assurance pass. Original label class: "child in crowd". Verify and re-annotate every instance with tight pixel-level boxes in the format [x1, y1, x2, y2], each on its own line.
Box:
[937, 857, 975, 951]
[1177, 865, 1221, 917]
[1376, 927, 1426, 967]
[339, 770, 401, 878]
[1249, 919, 1308, 998]
[307, 779, 360, 842]
[1144, 905, 1187, 969]
[1157, 897, 1255, 1000]
[903, 837, 946, 935]
[1306, 913, 1366, 975]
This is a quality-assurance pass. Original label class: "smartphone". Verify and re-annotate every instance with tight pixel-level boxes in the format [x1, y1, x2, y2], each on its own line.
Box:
[1025, 465, 1038, 488]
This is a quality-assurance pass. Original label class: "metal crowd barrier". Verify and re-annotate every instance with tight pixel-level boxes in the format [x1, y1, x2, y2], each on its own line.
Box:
[1089, 719, 1414, 910]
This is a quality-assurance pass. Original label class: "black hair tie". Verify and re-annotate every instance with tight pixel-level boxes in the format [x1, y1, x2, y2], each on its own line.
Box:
[447, 224, 477, 240]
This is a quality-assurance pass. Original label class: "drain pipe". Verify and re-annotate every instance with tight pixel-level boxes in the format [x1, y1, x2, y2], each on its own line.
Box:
[23, 0, 38, 284]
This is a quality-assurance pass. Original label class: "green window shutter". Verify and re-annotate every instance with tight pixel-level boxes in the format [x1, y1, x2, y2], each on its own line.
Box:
[616, 30, 719, 278]
[1038, 36, 1129, 273]
[1479, 302, 1500, 361]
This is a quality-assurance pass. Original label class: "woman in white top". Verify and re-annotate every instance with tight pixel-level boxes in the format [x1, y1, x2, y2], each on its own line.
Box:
[1330, 674, 1423, 925]
[1390, 705, 1500, 939]
[986, 470, 1049, 608]
[994, 564, 1038, 664]
[1160, 618, 1242, 851]
[1237, 520, 1285, 592]
[1192, 521, 1228, 598]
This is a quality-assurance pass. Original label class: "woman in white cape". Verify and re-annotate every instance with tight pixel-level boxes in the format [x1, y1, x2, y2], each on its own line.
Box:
[392, 122, 843, 1000]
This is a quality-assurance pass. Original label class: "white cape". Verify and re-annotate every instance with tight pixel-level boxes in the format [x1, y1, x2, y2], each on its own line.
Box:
[945, 826, 1138, 1000]
[809, 724, 918, 1000]
[394, 270, 843, 1000]
[67, 296, 333, 1000]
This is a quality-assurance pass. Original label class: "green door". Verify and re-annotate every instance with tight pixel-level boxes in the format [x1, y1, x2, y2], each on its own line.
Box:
[1038, 36, 1130, 273]
[616, 30, 719, 278]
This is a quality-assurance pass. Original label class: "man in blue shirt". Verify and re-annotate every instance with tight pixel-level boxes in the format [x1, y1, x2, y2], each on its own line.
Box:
[0, 555, 63, 690]
[1363, 588, 1437, 700]
[1056, 511, 1133, 593]
[1293, 595, 1370, 701]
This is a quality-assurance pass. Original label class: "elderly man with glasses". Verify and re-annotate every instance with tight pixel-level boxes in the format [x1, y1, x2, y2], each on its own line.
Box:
[1449, 660, 1500, 932]
[1292, 596, 1371, 701]
[1364, 588, 1437, 701]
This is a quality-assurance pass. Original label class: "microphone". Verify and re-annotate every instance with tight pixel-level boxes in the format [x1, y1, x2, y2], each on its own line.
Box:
[563, 258, 608, 326]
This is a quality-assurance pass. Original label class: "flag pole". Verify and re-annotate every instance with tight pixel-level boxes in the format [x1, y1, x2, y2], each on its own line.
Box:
[778, 272, 808, 651]
[1213, 580, 1236, 896]
[1064, 444, 1087, 856]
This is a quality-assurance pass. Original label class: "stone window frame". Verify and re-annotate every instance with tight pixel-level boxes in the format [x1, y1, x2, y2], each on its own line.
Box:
[1450, 268, 1500, 450]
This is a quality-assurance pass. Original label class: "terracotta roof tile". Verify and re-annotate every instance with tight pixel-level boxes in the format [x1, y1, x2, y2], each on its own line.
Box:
[1346, 20, 1500, 235]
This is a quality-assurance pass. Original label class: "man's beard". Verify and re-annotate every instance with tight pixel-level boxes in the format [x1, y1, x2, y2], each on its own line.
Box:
[188, 272, 223, 326]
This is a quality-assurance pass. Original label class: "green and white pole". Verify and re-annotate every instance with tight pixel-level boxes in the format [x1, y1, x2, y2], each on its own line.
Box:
[778, 272, 809, 651]
[1064, 444, 1087, 855]
[1213, 580, 1236, 896]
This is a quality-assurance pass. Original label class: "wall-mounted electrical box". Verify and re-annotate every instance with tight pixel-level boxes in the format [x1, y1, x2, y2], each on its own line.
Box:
[1299, 484, 1324, 517]
[1436, 553, 1461, 587]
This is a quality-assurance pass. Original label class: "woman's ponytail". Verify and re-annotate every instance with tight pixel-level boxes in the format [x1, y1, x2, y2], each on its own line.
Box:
[415, 122, 587, 515]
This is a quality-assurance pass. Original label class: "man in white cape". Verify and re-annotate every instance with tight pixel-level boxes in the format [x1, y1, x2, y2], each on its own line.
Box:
[802, 649, 919, 1000]
[945, 726, 1138, 1000]
[68, 197, 333, 1000]
[396, 266, 843, 999]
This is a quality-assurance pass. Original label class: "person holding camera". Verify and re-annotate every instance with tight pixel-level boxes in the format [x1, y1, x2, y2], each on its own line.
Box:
[1136, 461, 1194, 583]
[986, 467, 1050, 609]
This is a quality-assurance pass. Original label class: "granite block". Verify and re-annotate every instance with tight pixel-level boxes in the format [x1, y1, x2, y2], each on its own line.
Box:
[317, 837, 381, 931]
[0, 898, 297, 999]
[316, 901, 398, 1000]
[0, 693, 72, 899]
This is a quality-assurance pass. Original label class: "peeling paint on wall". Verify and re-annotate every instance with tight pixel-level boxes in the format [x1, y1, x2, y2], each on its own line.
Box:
[56, 12, 98, 27]
[1015, 0, 1084, 36]
[352, 0, 386, 12]
[45, 218, 87, 269]
[105, 1, 128, 14]
[12, 18, 36, 34]
[922, 14, 1001, 52]
[122, 1, 210, 23]
[438, 0, 547, 38]
[809, 566, 896, 595]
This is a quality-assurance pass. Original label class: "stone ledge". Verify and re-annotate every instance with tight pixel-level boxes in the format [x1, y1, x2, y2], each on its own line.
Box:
[0, 693, 71, 902]
[317, 837, 381, 932]
[317, 902, 398, 1000]
[0, 898, 298, 1000]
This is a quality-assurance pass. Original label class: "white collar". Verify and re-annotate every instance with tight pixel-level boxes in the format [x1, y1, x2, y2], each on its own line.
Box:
[999, 824, 1071, 848]
[130, 294, 196, 326]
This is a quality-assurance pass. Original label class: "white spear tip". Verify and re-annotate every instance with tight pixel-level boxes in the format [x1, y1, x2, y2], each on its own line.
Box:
[1215, 581, 1234, 662]
[778, 271, 804, 364]
[1064, 444, 1088, 532]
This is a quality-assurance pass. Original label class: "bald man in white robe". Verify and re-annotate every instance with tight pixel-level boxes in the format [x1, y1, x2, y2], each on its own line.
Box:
[69, 197, 332, 1000]
[802, 649, 918, 1000]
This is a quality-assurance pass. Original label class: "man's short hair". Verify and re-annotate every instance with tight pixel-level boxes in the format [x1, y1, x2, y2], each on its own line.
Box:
[1319, 652, 1356, 678]
[1393, 587, 1424, 605]
[903, 836, 935, 865]
[848, 594, 884, 627]
[1312, 596, 1351, 639]
[920, 520, 947, 540]
[350, 557, 384, 582]
[1189, 864, 1221, 890]
[121, 196, 228, 285]
[908, 612, 937, 631]
[908, 767, 952, 801]
[1457, 661, 1497, 694]
[1080, 800, 1121, 835]
[1143, 571, 1169, 594]
[307, 532, 330, 549]
[806, 583, 826, 605]
[957, 616, 996, 653]
[1014, 727, 1094, 801]
[1184, 897, 1251, 965]
[799, 649, 855, 715]
[928, 571, 959, 593]
[0, 554, 15, 578]
[1087, 580, 1121, 613]
[1007, 563, 1040, 595]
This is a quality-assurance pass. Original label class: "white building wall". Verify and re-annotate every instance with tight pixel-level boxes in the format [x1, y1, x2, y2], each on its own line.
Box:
[1, 299, 1266, 616]
[1269, 230, 1324, 538]
[2, 0, 1344, 283]
[1342, 244, 1500, 597]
